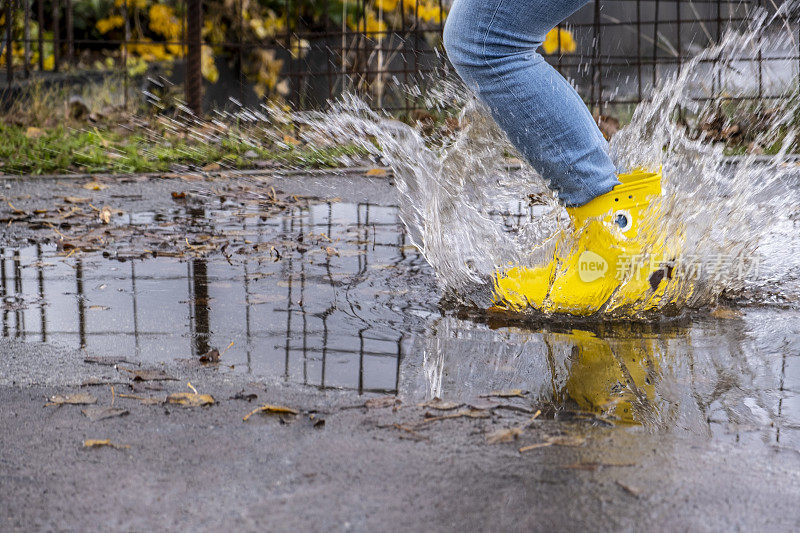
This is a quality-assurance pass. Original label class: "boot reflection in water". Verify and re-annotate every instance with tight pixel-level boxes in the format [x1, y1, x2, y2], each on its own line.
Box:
[551, 329, 660, 425]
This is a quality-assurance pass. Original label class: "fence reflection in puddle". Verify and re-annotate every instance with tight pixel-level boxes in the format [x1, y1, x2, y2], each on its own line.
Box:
[0, 200, 425, 394]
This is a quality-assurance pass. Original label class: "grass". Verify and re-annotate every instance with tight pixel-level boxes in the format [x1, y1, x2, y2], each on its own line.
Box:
[0, 123, 367, 175]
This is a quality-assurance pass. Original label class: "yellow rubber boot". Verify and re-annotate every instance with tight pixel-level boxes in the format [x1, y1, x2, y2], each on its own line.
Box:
[493, 169, 676, 316]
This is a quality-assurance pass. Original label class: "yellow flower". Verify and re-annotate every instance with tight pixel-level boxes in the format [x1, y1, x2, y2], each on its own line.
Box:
[418, 3, 444, 23]
[201, 45, 219, 83]
[149, 4, 181, 40]
[375, 0, 399, 11]
[43, 54, 54, 71]
[352, 12, 387, 41]
[542, 28, 577, 54]
[96, 15, 125, 35]
[115, 0, 148, 9]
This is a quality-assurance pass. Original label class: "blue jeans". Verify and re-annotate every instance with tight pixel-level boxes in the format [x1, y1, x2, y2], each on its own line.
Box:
[443, 0, 620, 207]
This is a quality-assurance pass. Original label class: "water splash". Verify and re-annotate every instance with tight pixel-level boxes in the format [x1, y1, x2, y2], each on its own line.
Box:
[292, 4, 800, 317]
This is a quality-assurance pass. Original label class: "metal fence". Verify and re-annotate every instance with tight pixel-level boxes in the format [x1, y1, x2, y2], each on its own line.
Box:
[0, 1, 793, 115]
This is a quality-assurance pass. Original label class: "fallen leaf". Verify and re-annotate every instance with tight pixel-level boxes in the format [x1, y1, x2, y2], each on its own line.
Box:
[229, 391, 258, 402]
[166, 392, 215, 407]
[47, 393, 97, 406]
[710, 307, 742, 319]
[202, 162, 222, 172]
[518, 442, 553, 452]
[118, 393, 164, 405]
[419, 398, 462, 411]
[547, 435, 586, 447]
[82, 181, 108, 191]
[64, 196, 90, 204]
[99, 206, 112, 224]
[364, 168, 387, 177]
[487, 427, 523, 444]
[171, 191, 187, 199]
[324, 246, 339, 257]
[365, 396, 400, 409]
[519, 434, 586, 453]
[81, 407, 129, 422]
[243, 404, 299, 421]
[419, 409, 489, 425]
[83, 439, 129, 449]
[482, 389, 526, 398]
[282, 134, 301, 146]
[199, 349, 220, 363]
[88, 305, 110, 311]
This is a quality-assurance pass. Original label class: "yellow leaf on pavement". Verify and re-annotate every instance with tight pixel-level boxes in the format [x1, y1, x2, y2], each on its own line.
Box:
[82, 181, 108, 191]
[166, 392, 215, 407]
[243, 404, 299, 421]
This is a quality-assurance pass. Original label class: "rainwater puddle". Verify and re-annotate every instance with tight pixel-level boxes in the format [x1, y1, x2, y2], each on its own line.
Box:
[1, 177, 800, 449]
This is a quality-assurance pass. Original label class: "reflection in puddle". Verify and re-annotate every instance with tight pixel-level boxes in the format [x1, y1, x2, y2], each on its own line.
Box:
[2, 200, 432, 394]
[1, 194, 800, 449]
[405, 313, 800, 447]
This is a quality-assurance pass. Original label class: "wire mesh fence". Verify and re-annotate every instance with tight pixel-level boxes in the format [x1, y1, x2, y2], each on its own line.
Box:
[0, 1, 795, 116]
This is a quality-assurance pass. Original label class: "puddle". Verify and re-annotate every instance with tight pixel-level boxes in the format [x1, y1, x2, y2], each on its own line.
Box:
[1, 177, 800, 450]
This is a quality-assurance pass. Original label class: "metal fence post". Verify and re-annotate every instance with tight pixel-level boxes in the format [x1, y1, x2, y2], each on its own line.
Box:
[5, 0, 13, 87]
[186, 0, 203, 115]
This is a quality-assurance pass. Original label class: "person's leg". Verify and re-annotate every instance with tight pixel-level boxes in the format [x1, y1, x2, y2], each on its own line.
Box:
[443, 0, 619, 207]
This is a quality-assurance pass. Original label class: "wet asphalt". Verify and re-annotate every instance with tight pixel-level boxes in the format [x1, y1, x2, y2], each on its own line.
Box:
[2, 336, 800, 532]
[1, 173, 800, 531]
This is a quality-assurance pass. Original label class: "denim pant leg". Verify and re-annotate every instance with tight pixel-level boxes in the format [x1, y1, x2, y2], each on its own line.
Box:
[443, 0, 620, 207]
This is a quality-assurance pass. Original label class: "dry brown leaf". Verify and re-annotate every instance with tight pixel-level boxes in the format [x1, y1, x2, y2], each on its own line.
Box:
[83, 439, 129, 449]
[99, 206, 112, 224]
[710, 307, 742, 319]
[519, 434, 586, 453]
[171, 191, 187, 199]
[82, 181, 108, 191]
[47, 393, 97, 406]
[518, 442, 553, 452]
[482, 389, 526, 398]
[201, 162, 222, 172]
[487, 427, 523, 444]
[364, 168, 387, 177]
[243, 404, 299, 421]
[282, 134, 301, 146]
[365, 396, 400, 409]
[64, 196, 90, 204]
[81, 407, 129, 422]
[118, 393, 164, 405]
[198, 349, 220, 363]
[419, 398, 462, 411]
[547, 435, 586, 447]
[166, 392, 215, 407]
[420, 409, 489, 425]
